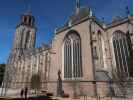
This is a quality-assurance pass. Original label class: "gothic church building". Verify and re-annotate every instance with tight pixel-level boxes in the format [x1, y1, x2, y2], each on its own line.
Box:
[3, 1, 133, 97]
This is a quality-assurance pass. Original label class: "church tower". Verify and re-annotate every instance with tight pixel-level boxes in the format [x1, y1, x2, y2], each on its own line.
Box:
[12, 11, 36, 54]
[1, 11, 37, 92]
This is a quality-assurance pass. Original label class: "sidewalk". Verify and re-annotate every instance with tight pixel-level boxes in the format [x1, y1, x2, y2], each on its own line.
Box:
[56, 96, 133, 100]
[56, 96, 107, 100]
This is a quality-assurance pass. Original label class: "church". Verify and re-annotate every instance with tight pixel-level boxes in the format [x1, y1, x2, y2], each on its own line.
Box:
[2, 0, 133, 97]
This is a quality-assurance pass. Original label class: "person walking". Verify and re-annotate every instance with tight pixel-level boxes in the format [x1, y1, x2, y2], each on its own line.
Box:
[20, 89, 24, 99]
[24, 87, 28, 100]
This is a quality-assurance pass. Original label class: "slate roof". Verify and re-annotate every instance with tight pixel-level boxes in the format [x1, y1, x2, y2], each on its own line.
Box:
[67, 7, 91, 25]
[56, 7, 92, 34]
[55, 6, 133, 34]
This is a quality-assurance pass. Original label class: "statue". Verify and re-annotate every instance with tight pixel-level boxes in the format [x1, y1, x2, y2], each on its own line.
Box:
[57, 69, 63, 96]
[58, 70, 61, 80]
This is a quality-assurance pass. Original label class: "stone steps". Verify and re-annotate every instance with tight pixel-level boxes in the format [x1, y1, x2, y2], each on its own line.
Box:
[115, 81, 133, 97]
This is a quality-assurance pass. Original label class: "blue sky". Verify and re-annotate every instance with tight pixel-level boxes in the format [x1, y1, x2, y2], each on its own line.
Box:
[0, 0, 133, 63]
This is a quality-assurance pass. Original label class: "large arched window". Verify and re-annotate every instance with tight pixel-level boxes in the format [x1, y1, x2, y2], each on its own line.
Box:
[112, 31, 129, 79]
[63, 31, 83, 79]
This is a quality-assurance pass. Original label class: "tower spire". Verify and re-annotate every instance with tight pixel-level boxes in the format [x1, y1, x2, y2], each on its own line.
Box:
[20, 0, 35, 27]
[76, 0, 80, 9]
[23, 0, 32, 14]
[76, 0, 80, 14]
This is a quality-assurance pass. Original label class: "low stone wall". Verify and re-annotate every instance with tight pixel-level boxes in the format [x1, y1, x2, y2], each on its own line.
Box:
[97, 82, 108, 98]
[47, 81, 97, 98]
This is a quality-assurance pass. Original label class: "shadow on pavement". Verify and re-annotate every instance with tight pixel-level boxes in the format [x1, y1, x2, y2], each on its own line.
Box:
[0, 96, 51, 100]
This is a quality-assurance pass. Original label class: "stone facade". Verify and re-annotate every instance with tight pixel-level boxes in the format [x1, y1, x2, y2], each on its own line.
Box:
[48, 7, 133, 97]
[8, 45, 50, 89]
[2, 2, 133, 98]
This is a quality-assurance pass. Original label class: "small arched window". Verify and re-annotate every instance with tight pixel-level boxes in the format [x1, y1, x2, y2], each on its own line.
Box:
[63, 31, 83, 79]
[112, 31, 129, 79]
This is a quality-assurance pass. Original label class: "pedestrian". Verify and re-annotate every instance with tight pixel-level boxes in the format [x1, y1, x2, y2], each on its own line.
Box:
[24, 87, 28, 100]
[20, 89, 24, 99]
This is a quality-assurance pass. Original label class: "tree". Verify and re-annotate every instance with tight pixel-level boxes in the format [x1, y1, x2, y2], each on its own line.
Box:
[30, 74, 41, 94]
[0, 63, 6, 86]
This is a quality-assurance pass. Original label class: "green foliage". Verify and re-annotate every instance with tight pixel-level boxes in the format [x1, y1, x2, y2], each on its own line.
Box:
[0, 63, 6, 86]
[30, 74, 41, 91]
